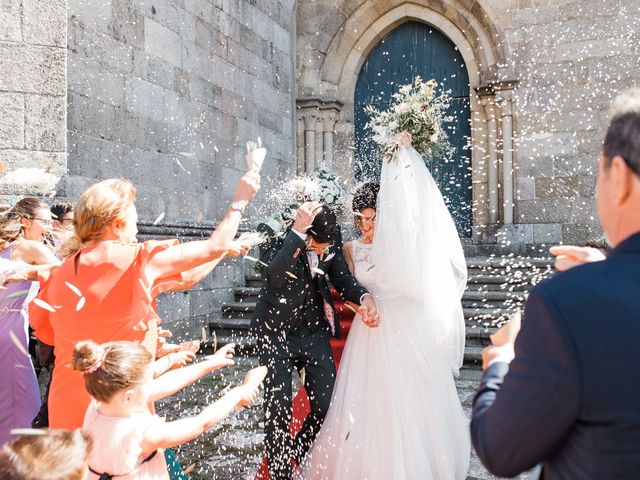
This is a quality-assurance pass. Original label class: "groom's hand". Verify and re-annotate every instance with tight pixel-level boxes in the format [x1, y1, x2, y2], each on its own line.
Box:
[359, 294, 380, 328]
[292, 201, 323, 233]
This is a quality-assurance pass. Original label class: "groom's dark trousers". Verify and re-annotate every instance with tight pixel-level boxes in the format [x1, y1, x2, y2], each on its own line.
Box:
[471, 232, 640, 479]
[251, 227, 367, 480]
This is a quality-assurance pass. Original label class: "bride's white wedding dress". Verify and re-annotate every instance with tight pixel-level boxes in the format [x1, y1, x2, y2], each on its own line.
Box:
[298, 146, 470, 479]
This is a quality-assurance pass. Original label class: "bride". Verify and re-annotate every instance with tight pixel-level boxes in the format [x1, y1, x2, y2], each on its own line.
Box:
[297, 139, 470, 479]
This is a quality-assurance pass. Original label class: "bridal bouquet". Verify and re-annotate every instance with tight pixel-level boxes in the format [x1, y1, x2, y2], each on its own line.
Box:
[365, 76, 453, 163]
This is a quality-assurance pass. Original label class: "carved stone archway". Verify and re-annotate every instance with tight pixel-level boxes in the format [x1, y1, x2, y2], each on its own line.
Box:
[295, 0, 516, 242]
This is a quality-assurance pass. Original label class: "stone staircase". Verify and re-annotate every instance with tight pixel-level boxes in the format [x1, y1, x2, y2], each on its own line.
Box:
[209, 256, 554, 364]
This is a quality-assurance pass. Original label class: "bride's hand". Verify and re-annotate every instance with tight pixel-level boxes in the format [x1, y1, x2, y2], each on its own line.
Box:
[359, 295, 380, 328]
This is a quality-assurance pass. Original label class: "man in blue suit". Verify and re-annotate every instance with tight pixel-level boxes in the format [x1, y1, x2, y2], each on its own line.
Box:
[471, 89, 640, 479]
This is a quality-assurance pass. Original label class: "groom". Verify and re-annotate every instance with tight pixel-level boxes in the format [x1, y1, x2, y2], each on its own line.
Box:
[251, 202, 379, 480]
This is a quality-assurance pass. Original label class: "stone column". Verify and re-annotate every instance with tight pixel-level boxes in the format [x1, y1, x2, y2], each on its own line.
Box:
[296, 116, 305, 174]
[303, 111, 318, 172]
[481, 97, 499, 226]
[315, 124, 324, 169]
[497, 91, 515, 225]
[321, 110, 338, 169]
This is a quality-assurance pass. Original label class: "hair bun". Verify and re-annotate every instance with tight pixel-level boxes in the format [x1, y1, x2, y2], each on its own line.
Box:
[71, 341, 104, 374]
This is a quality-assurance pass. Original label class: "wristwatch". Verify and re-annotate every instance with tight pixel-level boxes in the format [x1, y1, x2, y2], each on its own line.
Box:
[229, 200, 248, 213]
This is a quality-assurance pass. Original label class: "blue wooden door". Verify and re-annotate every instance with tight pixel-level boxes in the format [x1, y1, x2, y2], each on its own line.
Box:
[354, 21, 472, 237]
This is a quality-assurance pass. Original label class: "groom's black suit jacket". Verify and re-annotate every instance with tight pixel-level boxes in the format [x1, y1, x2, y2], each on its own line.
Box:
[250, 217, 367, 339]
[471, 232, 640, 479]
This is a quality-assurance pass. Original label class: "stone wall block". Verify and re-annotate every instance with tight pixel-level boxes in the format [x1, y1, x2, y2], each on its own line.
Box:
[0, 0, 23, 42]
[517, 132, 578, 159]
[68, 0, 112, 33]
[73, 28, 135, 74]
[514, 155, 554, 178]
[570, 197, 597, 223]
[69, 52, 127, 106]
[132, 52, 175, 90]
[156, 290, 191, 323]
[23, 0, 65, 46]
[0, 92, 25, 149]
[185, 0, 213, 23]
[517, 198, 573, 223]
[0, 43, 66, 95]
[553, 154, 596, 179]
[515, 176, 535, 200]
[125, 76, 165, 122]
[68, 93, 117, 141]
[144, 17, 181, 66]
[534, 176, 579, 198]
[25, 94, 66, 151]
[134, 0, 181, 33]
[512, 5, 559, 26]
[578, 174, 596, 197]
[562, 222, 603, 245]
[533, 223, 563, 244]
[111, 0, 145, 49]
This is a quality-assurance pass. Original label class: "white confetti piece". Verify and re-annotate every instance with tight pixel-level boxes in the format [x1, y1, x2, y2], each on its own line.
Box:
[32, 298, 56, 313]
[65, 281, 82, 297]
[75, 296, 86, 312]
[9, 330, 30, 358]
[152, 212, 165, 225]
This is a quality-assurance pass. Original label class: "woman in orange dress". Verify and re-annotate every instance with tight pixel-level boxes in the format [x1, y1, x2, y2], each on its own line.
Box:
[29, 169, 260, 430]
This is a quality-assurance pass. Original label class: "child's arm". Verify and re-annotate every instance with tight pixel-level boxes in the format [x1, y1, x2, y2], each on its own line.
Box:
[141, 370, 264, 452]
[148, 344, 236, 402]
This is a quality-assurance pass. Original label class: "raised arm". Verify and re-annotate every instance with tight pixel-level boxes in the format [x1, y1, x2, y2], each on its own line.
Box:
[145, 169, 260, 283]
[141, 368, 263, 453]
[14, 240, 60, 266]
[261, 230, 305, 289]
[149, 344, 236, 402]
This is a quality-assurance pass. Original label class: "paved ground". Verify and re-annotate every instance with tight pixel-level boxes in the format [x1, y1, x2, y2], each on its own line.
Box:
[151, 356, 533, 480]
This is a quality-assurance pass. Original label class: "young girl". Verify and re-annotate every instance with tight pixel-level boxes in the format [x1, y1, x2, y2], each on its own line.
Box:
[72, 340, 263, 479]
[0, 428, 91, 480]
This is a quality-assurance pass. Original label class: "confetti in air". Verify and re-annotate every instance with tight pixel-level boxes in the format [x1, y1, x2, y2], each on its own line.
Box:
[0, 168, 59, 195]
[32, 298, 56, 313]
[152, 212, 165, 225]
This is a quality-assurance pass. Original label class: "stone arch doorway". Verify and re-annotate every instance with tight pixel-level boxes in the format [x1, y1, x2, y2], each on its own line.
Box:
[353, 21, 472, 237]
[295, 1, 515, 243]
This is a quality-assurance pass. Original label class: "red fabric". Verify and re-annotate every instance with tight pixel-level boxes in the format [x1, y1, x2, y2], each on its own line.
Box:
[256, 289, 356, 479]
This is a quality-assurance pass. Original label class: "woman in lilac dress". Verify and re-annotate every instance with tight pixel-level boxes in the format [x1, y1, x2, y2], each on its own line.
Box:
[0, 198, 59, 445]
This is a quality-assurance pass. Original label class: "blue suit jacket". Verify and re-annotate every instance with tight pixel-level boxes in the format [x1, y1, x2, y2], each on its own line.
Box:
[471, 232, 640, 479]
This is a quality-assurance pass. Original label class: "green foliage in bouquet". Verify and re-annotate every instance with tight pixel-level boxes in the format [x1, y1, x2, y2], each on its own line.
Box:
[365, 77, 454, 163]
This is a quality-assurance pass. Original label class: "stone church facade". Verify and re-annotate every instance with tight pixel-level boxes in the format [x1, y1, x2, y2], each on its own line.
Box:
[1, 0, 638, 332]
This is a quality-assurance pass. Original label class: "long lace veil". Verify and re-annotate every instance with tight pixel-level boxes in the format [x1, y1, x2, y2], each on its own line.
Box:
[371, 146, 467, 375]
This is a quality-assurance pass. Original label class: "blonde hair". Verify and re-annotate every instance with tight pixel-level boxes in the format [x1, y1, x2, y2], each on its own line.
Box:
[71, 340, 152, 402]
[0, 197, 50, 251]
[60, 178, 136, 258]
[0, 429, 91, 480]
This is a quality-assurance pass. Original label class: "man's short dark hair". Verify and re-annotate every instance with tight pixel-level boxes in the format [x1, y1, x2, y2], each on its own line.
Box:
[50, 202, 74, 220]
[308, 205, 336, 244]
[603, 89, 640, 176]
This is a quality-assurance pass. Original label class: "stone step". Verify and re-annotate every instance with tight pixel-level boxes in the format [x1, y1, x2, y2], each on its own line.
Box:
[222, 301, 518, 323]
[222, 302, 256, 319]
[463, 345, 483, 365]
[466, 256, 553, 270]
[234, 286, 261, 302]
[235, 287, 529, 304]
[210, 317, 490, 364]
[463, 290, 526, 301]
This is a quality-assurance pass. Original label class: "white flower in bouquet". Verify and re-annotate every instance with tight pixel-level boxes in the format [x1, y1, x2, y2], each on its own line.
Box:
[365, 76, 453, 163]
